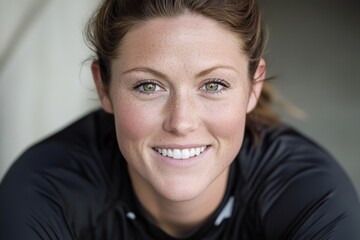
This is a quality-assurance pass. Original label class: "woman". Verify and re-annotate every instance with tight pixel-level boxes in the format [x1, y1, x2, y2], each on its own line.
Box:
[1, 0, 359, 239]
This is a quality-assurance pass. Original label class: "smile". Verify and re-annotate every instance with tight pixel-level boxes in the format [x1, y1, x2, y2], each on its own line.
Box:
[154, 146, 207, 159]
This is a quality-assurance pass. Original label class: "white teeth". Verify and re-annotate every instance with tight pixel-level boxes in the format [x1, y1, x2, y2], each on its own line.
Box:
[161, 149, 167, 156]
[181, 149, 190, 159]
[167, 149, 173, 157]
[173, 149, 181, 159]
[155, 146, 207, 159]
[190, 148, 195, 156]
[195, 148, 201, 156]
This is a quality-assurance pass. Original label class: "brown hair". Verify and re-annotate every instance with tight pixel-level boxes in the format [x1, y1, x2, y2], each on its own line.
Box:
[85, 0, 279, 137]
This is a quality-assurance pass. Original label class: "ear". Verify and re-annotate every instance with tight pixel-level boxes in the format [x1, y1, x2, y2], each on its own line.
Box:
[246, 58, 266, 113]
[91, 61, 113, 113]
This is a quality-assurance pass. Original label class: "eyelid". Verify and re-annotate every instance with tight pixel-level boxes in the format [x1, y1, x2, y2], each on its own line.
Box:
[132, 79, 158, 88]
[204, 78, 229, 86]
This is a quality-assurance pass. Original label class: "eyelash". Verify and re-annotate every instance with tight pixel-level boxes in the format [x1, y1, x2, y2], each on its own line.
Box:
[132, 79, 164, 95]
[132, 78, 229, 95]
[201, 78, 229, 94]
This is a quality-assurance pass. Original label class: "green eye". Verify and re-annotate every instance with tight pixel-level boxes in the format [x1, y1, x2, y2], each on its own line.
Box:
[143, 83, 156, 91]
[201, 79, 228, 93]
[134, 80, 164, 94]
[205, 82, 219, 91]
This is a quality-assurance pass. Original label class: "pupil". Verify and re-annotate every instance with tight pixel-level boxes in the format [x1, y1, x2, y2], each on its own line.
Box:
[206, 83, 218, 91]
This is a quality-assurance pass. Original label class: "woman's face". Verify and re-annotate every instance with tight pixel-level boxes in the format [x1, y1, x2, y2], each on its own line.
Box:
[94, 14, 264, 202]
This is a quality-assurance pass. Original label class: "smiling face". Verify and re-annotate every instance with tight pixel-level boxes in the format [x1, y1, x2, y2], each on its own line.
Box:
[93, 13, 265, 203]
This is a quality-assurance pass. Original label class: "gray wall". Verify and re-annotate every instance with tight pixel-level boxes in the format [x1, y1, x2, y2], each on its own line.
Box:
[0, 0, 99, 179]
[258, 1, 360, 194]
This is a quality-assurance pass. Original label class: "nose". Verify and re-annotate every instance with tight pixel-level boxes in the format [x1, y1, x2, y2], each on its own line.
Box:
[162, 92, 200, 135]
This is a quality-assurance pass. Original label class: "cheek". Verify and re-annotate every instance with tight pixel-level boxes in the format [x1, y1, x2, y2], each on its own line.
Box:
[112, 98, 158, 143]
[111, 98, 159, 172]
[205, 96, 248, 154]
[215, 113, 246, 148]
[207, 97, 248, 135]
[114, 104, 153, 143]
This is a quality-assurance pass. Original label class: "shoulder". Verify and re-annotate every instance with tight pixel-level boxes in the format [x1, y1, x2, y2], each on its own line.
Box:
[1, 109, 121, 189]
[237, 125, 360, 239]
[239, 125, 342, 191]
[0, 110, 128, 239]
[240, 125, 348, 181]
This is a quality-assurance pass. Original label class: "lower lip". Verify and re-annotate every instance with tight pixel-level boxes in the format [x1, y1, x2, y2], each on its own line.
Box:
[151, 147, 209, 168]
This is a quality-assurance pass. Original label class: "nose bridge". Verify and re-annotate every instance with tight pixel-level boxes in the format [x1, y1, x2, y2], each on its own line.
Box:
[163, 89, 199, 135]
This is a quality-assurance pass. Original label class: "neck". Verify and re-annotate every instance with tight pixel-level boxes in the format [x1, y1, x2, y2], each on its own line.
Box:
[129, 168, 229, 237]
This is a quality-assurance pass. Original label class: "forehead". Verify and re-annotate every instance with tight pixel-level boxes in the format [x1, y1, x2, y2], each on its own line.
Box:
[114, 13, 248, 73]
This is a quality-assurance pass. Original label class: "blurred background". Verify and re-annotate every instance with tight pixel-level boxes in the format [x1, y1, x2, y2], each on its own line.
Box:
[1, 0, 359, 195]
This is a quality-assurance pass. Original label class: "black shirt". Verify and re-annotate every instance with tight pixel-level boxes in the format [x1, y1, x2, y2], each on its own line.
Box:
[1, 110, 359, 239]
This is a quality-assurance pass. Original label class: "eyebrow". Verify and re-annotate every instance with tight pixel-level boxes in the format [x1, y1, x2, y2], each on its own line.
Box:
[195, 65, 239, 78]
[122, 65, 239, 79]
[122, 67, 168, 79]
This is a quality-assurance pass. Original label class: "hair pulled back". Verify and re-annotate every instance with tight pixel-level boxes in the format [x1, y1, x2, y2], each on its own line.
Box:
[85, 0, 279, 137]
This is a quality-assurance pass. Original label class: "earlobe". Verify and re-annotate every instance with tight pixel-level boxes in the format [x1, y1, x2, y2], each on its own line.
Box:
[246, 58, 266, 113]
[91, 61, 113, 113]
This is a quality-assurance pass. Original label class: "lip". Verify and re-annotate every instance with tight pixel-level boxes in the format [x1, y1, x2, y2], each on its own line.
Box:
[153, 144, 209, 149]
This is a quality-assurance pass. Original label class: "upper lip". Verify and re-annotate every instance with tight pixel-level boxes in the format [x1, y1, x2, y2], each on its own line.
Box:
[153, 144, 209, 149]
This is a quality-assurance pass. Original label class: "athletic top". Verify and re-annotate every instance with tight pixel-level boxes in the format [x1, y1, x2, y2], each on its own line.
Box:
[1, 110, 359, 240]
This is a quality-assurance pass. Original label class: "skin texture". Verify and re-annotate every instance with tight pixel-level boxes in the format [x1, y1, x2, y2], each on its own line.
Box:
[92, 13, 265, 236]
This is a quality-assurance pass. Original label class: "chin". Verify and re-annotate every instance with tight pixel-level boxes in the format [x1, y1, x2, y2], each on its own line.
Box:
[155, 177, 208, 202]
[161, 187, 203, 202]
